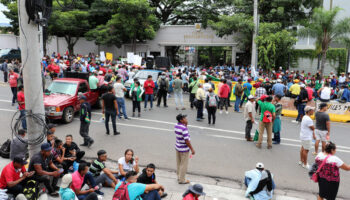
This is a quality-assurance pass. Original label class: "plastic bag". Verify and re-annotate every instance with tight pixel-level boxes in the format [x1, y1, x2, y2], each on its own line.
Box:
[100, 114, 105, 123]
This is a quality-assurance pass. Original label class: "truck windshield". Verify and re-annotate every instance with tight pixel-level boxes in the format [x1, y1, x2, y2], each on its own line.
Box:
[134, 71, 159, 81]
[47, 82, 77, 95]
[0, 49, 10, 56]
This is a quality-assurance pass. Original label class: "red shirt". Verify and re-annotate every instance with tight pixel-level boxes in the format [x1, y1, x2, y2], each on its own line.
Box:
[183, 193, 198, 200]
[219, 84, 230, 98]
[8, 72, 19, 87]
[17, 91, 25, 110]
[100, 67, 106, 75]
[53, 64, 60, 74]
[0, 162, 26, 189]
[71, 171, 84, 193]
[144, 80, 155, 94]
[306, 87, 314, 100]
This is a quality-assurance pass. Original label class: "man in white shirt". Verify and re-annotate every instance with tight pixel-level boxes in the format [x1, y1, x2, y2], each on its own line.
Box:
[339, 72, 346, 85]
[113, 76, 129, 119]
[244, 95, 255, 142]
[299, 106, 316, 170]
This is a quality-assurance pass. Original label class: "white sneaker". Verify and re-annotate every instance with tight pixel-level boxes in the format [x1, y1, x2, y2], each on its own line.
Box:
[292, 120, 298, 123]
[220, 110, 223, 114]
[298, 161, 302, 165]
[226, 111, 229, 114]
[302, 163, 310, 169]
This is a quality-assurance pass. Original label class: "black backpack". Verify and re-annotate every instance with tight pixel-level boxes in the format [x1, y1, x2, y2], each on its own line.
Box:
[0, 139, 11, 159]
[23, 179, 40, 200]
[159, 79, 167, 90]
[250, 170, 273, 195]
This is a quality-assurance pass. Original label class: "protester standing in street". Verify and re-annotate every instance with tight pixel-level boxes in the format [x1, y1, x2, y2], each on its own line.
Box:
[256, 96, 275, 149]
[113, 76, 129, 119]
[144, 75, 155, 110]
[1, 59, 8, 82]
[102, 86, 120, 135]
[157, 72, 169, 107]
[130, 81, 144, 117]
[299, 106, 315, 169]
[206, 88, 219, 125]
[189, 76, 199, 109]
[243, 95, 255, 142]
[79, 95, 94, 147]
[195, 84, 205, 121]
[173, 74, 185, 110]
[219, 79, 230, 114]
[175, 114, 195, 184]
[294, 84, 308, 123]
[240, 78, 252, 107]
[88, 71, 99, 92]
[8, 69, 19, 106]
[272, 95, 282, 144]
[314, 103, 330, 155]
[234, 79, 244, 112]
[17, 85, 26, 130]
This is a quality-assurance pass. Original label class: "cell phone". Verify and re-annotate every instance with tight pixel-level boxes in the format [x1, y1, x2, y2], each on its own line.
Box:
[59, 169, 64, 173]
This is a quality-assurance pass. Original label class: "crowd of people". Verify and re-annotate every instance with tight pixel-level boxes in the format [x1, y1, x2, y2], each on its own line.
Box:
[2, 53, 350, 200]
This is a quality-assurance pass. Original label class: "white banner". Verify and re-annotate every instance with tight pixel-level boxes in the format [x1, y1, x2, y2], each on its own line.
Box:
[127, 52, 134, 64]
[100, 51, 106, 62]
[316, 101, 350, 115]
[134, 55, 142, 66]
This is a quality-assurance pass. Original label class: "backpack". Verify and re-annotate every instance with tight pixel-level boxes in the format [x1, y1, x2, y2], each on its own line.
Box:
[112, 182, 131, 200]
[250, 170, 274, 195]
[23, 179, 40, 200]
[208, 95, 217, 107]
[262, 110, 273, 123]
[0, 139, 11, 159]
[159, 79, 167, 90]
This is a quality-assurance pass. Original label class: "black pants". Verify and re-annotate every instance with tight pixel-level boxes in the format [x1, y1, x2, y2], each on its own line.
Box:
[33, 174, 58, 193]
[240, 93, 248, 107]
[190, 93, 196, 108]
[220, 97, 228, 111]
[78, 192, 98, 200]
[80, 121, 93, 145]
[6, 183, 24, 197]
[196, 100, 204, 119]
[207, 107, 217, 124]
[3, 71, 8, 82]
[133, 101, 141, 113]
[105, 110, 117, 133]
[11, 87, 17, 104]
[245, 120, 253, 139]
[183, 83, 188, 92]
[157, 89, 167, 106]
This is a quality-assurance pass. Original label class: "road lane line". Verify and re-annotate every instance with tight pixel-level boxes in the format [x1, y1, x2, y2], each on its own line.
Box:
[0, 99, 11, 103]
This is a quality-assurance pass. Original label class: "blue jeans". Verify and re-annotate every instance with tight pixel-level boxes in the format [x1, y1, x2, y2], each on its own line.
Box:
[235, 96, 241, 111]
[174, 91, 184, 107]
[105, 110, 117, 133]
[141, 190, 161, 200]
[144, 94, 153, 108]
[116, 98, 128, 118]
[19, 110, 27, 130]
[296, 104, 306, 121]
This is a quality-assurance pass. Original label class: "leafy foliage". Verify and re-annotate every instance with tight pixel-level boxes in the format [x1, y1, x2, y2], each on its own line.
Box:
[0, 0, 18, 34]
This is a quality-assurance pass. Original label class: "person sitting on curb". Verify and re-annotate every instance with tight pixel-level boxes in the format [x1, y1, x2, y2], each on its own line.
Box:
[71, 163, 99, 200]
[89, 150, 119, 189]
[0, 157, 34, 198]
[10, 129, 28, 161]
[118, 149, 139, 181]
[114, 171, 164, 200]
[137, 163, 167, 198]
[28, 143, 62, 197]
[244, 163, 275, 200]
[182, 184, 206, 200]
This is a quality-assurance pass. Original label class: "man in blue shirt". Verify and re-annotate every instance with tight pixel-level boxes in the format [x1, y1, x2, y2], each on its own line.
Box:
[240, 79, 253, 107]
[114, 171, 164, 200]
[1, 59, 8, 82]
[272, 79, 287, 97]
[341, 85, 350, 102]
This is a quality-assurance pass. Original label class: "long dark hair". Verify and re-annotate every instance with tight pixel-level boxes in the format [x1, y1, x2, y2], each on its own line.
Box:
[124, 149, 134, 164]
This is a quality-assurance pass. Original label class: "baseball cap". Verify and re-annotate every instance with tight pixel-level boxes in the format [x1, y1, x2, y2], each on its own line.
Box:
[13, 156, 28, 165]
[277, 79, 282, 83]
[99, 71, 103, 75]
[60, 174, 72, 188]
[304, 106, 315, 112]
[176, 114, 187, 122]
[248, 95, 255, 100]
[300, 84, 306, 88]
[294, 79, 299, 83]
[256, 162, 264, 169]
[41, 143, 52, 151]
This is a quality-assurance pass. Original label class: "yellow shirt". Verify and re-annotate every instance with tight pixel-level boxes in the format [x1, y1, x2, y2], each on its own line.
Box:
[196, 88, 206, 100]
[289, 83, 301, 95]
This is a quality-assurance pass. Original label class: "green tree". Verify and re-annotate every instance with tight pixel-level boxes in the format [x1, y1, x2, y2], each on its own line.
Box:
[0, 0, 18, 34]
[298, 7, 350, 76]
[49, 0, 90, 55]
[86, 0, 159, 52]
[256, 23, 297, 70]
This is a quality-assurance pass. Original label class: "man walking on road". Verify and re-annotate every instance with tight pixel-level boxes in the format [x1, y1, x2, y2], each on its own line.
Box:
[299, 106, 316, 169]
[244, 95, 255, 142]
[17, 85, 26, 130]
[195, 84, 205, 121]
[173, 74, 185, 110]
[8, 69, 19, 106]
[102, 86, 120, 135]
[256, 96, 275, 149]
[175, 114, 195, 184]
[313, 103, 330, 155]
[113, 76, 129, 119]
[189, 76, 199, 109]
[1, 59, 8, 83]
[234, 79, 243, 112]
[157, 72, 169, 107]
[79, 95, 94, 147]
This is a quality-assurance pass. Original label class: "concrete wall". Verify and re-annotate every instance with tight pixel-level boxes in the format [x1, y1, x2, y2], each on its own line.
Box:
[0, 34, 19, 49]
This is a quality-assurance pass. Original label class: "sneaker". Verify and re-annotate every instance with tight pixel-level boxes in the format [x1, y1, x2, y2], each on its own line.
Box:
[302, 163, 310, 169]
[114, 132, 121, 135]
[312, 152, 318, 156]
[80, 143, 88, 147]
[88, 140, 94, 148]
[273, 141, 280, 144]
[95, 190, 104, 195]
[298, 161, 302, 166]
[196, 118, 202, 121]
[125, 117, 130, 120]
[164, 105, 168, 107]
[106, 132, 110, 135]
[220, 110, 223, 114]
[181, 107, 186, 110]
[138, 113, 141, 117]
[176, 107, 179, 110]
[160, 193, 168, 198]
[226, 111, 229, 114]
[291, 120, 298, 123]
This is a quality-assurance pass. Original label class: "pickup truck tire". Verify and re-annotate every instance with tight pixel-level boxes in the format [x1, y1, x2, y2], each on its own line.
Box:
[62, 107, 74, 123]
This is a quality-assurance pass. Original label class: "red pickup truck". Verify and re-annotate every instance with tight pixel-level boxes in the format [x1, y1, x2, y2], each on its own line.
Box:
[44, 78, 100, 123]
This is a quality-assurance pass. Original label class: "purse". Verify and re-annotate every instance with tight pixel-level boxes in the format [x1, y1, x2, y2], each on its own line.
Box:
[311, 155, 330, 183]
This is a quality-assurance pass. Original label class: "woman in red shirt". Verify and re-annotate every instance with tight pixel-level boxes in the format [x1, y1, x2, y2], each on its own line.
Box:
[8, 69, 19, 106]
[182, 184, 205, 200]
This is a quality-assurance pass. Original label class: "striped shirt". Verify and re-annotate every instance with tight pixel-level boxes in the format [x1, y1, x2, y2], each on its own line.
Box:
[175, 123, 190, 152]
[89, 159, 106, 177]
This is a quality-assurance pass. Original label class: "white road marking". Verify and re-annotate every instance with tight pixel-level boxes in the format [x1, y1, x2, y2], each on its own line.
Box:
[0, 99, 11, 103]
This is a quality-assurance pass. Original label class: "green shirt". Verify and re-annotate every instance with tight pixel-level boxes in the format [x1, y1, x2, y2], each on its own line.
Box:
[258, 100, 276, 121]
[173, 79, 183, 93]
[189, 80, 199, 94]
[88, 75, 99, 90]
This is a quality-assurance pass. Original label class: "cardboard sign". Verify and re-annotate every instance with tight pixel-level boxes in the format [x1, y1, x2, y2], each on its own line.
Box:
[100, 51, 106, 62]
[106, 52, 113, 61]
[316, 101, 350, 115]
[127, 52, 134, 64]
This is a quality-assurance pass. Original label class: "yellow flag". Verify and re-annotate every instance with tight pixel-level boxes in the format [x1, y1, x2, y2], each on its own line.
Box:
[106, 52, 113, 61]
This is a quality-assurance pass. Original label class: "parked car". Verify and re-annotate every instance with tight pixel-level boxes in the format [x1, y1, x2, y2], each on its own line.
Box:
[44, 78, 100, 123]
[124, 70, 162, 98]
[0, 48, 21, 63]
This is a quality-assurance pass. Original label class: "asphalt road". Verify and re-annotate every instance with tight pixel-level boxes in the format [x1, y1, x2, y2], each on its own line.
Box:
[0, 80, 349, 198]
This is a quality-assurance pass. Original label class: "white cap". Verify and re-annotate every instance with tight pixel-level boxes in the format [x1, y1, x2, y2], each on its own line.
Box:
[60, 174, 72, 188]
[277, 79, 282, 83]
[248, 95, 255, 100]
[256, 162, 264, 169]
[304, 106, 315, 112]
[300, 84, 306, 88]
[99, 71, 103, 75]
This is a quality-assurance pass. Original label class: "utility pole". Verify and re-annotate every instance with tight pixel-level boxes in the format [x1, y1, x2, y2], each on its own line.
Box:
[18, 0, 46, 157]
[251, 0, 258, 71]
[330, 0, 333, 10]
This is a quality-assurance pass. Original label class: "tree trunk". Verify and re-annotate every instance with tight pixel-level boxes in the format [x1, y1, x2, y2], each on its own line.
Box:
[65, 36, 79, 56]
[320, 50, 327, 76]
[132, 38, 136, 54]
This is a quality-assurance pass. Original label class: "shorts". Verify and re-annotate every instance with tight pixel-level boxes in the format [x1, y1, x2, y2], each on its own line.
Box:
[301, 140, 312, 150]
[315, 129, 328, 142]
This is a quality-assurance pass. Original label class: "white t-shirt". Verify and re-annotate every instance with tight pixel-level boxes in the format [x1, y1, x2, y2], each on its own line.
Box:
[300, 115, 314, 140]
[320, 87, 331, 100]
[203, 83, 212, 97]
[244, 101, 255, 121]
[118, 157, 136, 172]
[316, 152, 344, 167]
[114, 82, 125, 98]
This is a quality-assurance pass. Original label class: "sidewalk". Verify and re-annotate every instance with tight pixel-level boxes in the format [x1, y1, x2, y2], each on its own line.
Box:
[0, 158, 324, 200]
